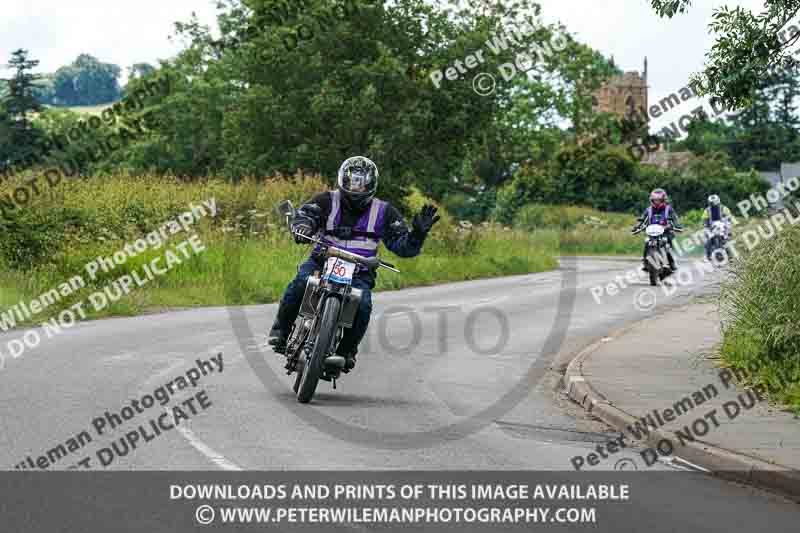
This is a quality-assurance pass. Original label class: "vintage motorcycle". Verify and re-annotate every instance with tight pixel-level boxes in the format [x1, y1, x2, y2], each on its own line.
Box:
[277, 201, 400, 403]
[707, 220, 728, 264]
[633, 223, 682, 286]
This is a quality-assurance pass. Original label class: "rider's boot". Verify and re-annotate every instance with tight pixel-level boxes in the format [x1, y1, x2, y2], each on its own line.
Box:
[267, 321, 289, 354]
[336, 349, 357, 374]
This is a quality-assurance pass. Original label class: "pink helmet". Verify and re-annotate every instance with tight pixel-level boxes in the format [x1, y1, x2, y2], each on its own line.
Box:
[650, 188, 667, 206]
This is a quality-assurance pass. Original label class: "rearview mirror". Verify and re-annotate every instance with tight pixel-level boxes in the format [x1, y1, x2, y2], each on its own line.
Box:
[277, 200, 295, 227]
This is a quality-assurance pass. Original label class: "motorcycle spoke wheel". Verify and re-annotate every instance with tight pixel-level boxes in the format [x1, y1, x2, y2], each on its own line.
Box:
[297, 297, 341, 404]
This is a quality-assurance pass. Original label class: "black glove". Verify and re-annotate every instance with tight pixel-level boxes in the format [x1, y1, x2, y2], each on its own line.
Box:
[291, 203, 321, 244]
[291, 221, 315, 244]
[411, 204, 441, 239]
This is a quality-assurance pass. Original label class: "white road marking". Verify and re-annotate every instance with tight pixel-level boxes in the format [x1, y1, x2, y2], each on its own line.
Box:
[175, 424, 243, 471]
[136, 350, 245, 471]
[100, 352, 137, 363]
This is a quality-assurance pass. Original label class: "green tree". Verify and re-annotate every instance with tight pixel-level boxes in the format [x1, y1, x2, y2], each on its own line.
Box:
[52, 54, 122, 106]
[128, 63, 156, 80]
[670, 63, 800, 171]
[0, 49, 46, 173]
[650, 0, 800, 109]
[32, 73, 57, 105]
[111, 0, 619, 210]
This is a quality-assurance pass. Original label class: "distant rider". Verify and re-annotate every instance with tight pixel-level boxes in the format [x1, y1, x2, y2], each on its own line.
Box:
[703, 194, 733, 260]
[632, 188, 681, 273]
[268, 156, 440, 372]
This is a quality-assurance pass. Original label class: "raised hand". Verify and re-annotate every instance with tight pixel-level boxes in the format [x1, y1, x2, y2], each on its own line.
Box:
[412, 204, 441, 237]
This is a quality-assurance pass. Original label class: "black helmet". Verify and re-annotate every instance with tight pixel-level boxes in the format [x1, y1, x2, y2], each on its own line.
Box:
[337, 156, 378, 211]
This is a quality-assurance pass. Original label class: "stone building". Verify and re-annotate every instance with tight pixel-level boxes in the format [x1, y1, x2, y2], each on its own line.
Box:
[592, 58, 649, 121]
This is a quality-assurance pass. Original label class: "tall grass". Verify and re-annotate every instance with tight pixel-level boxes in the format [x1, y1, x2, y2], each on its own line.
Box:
[719, 224, 800, 412]
[0, 173, 558, 326]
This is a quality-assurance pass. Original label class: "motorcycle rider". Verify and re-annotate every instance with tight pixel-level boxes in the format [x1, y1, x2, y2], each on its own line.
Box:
[632, 188, 682, 273]
[268, 156, 440, 372]
[703, 194, 733, 260]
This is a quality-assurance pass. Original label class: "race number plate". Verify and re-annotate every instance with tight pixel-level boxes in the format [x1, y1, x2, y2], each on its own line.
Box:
[324, 257, 356, 284]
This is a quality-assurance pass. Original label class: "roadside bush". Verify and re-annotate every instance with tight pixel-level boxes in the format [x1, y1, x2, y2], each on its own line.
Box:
[719, 224, 800, 411]
[404, 186, 479, 255]
[441, 189, 496, 222]
[552, 143, 637, 207]
[0, 171, 326, 270]
[492, 165, 557, 224]
[680, 208, 705, 227]
[0, 208, 63, 268]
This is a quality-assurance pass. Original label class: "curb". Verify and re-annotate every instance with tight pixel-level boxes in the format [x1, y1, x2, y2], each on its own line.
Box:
[564, 321, 800, 502]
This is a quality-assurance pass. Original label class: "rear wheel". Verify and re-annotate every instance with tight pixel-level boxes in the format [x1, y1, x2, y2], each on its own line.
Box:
[297, 297, 340, 404]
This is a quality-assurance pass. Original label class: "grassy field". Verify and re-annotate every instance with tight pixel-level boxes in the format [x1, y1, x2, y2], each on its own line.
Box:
[61, 103, 114, 115]
[0, 173, 558, 327]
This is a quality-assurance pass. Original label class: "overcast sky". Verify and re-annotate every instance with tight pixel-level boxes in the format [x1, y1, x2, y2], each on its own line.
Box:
[0, 0, 769, 127]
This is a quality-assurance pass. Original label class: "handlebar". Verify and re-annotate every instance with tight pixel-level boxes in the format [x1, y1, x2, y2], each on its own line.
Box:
[292, 231, 400, 273]
[632, 225, 683, 235]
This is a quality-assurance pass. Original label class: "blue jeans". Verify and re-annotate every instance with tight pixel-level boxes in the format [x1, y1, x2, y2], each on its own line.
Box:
[272, 258, 373, 356]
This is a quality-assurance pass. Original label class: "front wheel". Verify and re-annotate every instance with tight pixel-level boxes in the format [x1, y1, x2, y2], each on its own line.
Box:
[646, 249, 660, 286]
[711, 237, 726, 264]
[297, 297, 341, 404]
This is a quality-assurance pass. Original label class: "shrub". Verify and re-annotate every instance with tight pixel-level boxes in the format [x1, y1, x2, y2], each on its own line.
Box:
[680, 208, 706, 227]
[492, 165, 556, 224]
[441, 189, 496, 222]
[404, 186, 478, 255]
[719, 224, 800, 411]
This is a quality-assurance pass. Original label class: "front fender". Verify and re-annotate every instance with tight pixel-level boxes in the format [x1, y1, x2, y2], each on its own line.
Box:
[339, 288, 362, 329]
[300, 276, 361, 329]
[299, 276, 322, 318]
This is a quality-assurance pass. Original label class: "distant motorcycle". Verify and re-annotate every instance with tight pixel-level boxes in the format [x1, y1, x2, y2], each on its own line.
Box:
[633, 223, 681, 286]
[707, 220, 728, 263]
[277, 201, 400, 404]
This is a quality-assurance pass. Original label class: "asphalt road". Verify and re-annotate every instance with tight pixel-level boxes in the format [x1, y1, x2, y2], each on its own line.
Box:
[1, 256, 798, 531]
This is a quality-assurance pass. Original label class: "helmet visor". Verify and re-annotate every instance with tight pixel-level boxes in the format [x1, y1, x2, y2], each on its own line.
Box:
[342, 170, 371, 193]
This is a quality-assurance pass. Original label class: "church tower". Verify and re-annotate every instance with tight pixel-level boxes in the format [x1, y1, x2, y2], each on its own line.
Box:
[591, 57, 649, 122]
